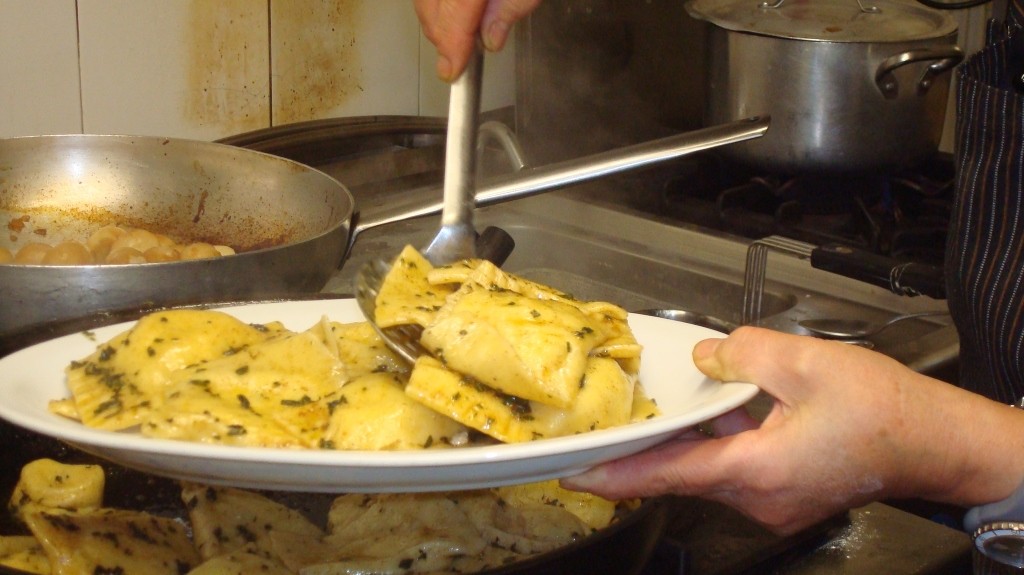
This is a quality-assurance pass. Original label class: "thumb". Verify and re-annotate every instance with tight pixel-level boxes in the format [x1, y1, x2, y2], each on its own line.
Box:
[416, 0, 488, 81]
[691, 326, 803, 401]
[691, 336, 727, 379]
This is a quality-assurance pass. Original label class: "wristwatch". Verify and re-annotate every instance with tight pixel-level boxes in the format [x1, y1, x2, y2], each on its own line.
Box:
[966, 483, 1024, 568]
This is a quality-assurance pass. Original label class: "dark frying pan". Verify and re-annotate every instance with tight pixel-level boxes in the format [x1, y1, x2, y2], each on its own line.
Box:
[0, 116, 768, 337]
[0, 416, 668, 574]
[0, 299, 670, 575]
[0, 418, 668, 574]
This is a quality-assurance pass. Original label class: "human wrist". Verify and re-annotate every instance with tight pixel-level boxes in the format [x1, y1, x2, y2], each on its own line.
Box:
[964, 479, 1024, 531]
[961, 411, 1024, 568]
[924, 391, 1024, 507]
[890, 376, 1024, 507]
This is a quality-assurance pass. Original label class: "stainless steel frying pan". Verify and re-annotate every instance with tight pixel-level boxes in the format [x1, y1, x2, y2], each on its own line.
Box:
[0, 135, 351, 337]
[0, 116, 768, 336]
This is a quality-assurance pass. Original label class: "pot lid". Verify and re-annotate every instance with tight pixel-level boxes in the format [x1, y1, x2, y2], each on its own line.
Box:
[685, 0, 958, 42]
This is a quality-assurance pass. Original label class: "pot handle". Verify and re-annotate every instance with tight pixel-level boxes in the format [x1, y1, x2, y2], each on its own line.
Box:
[874, 46, 964, 99]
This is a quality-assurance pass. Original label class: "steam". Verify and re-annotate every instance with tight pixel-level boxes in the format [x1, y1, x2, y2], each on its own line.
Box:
[515, 1, 707, 165]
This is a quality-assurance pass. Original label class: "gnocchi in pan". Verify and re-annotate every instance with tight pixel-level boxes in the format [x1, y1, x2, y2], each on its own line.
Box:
[0, 224, 235, 265]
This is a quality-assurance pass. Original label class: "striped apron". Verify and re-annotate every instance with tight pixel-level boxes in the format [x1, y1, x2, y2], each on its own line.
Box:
[947, 14, 1024, 405]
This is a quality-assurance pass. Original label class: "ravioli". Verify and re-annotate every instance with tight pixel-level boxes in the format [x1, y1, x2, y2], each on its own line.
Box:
[274, 488, 593, 574]
[368, 246, 652, 443]
[61, 309, 284, 430]
[529, 356, 636, 435]
[8, 459, 104, 524]
[0, 536, 48, 574]
[323, 372, 468, 450]
[187, 551, 294, 575]
[55, 245, 656, 448]
[318, 320, 408, 378]
[144, 330, 347, 448]
[372, 245, 458, 328]
[420, 284, 606, 408]
[24, 508, 200, 575]
[406, 355, 636, 443]
[495, 479, 619, 531]
[7, 458, 630, 575]
[181, 483, 323, 564]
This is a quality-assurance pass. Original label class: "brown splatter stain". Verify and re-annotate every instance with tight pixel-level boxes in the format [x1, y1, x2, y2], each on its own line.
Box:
[270, 0, 364, 125]
[193, 190, 209, 223]
[7, 215, 29, 233]
[184, 0, 271, 135]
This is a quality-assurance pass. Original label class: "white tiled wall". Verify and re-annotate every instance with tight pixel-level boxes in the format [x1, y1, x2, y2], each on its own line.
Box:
[78, 0, 271, 140]
[0, 0, 516, 141]
[0, 0, 81, 137]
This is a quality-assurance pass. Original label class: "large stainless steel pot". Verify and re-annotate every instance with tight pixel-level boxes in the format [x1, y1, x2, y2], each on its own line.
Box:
[0, 117, 768, 337]
[686, 0, 963, 174]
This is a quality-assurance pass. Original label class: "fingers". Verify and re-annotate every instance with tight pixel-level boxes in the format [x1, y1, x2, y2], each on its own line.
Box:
[414, 0, 488, 81]
[414, 0, 541, 81]
[692, 326, 855, 403]
[561, 433, 744, 500]
[692, 326, 781, 385]
[480, 0, 543, 51]
[561, 406, 760, 498]
[709, 406, 760, 436]
[559, 430, 847, 535]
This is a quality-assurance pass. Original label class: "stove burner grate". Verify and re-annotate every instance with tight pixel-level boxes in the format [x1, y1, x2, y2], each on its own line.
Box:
[659, 154, 955, 268]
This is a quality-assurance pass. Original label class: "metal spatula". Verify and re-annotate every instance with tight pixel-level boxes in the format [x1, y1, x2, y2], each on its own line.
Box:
[356, 43, 485, 363]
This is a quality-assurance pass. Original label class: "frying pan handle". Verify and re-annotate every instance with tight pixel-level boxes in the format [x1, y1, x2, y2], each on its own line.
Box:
[353, 116, 771, 234]
[875, 46, 964, 99]
[810, 243, 946, 299]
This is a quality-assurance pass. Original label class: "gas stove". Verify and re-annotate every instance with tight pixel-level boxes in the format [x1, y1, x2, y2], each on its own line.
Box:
[569, 147, 956, 300]
[657, 152, 956, 268]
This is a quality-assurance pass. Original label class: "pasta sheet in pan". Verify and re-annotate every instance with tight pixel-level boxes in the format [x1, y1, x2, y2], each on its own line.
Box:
[2, 458, 632, 575]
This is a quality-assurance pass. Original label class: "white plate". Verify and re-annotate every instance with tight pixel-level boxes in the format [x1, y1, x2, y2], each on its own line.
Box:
[0, 299, 758, 493]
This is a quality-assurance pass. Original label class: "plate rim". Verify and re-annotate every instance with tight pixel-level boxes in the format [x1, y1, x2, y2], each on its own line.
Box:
[0, 299, 758, 487]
